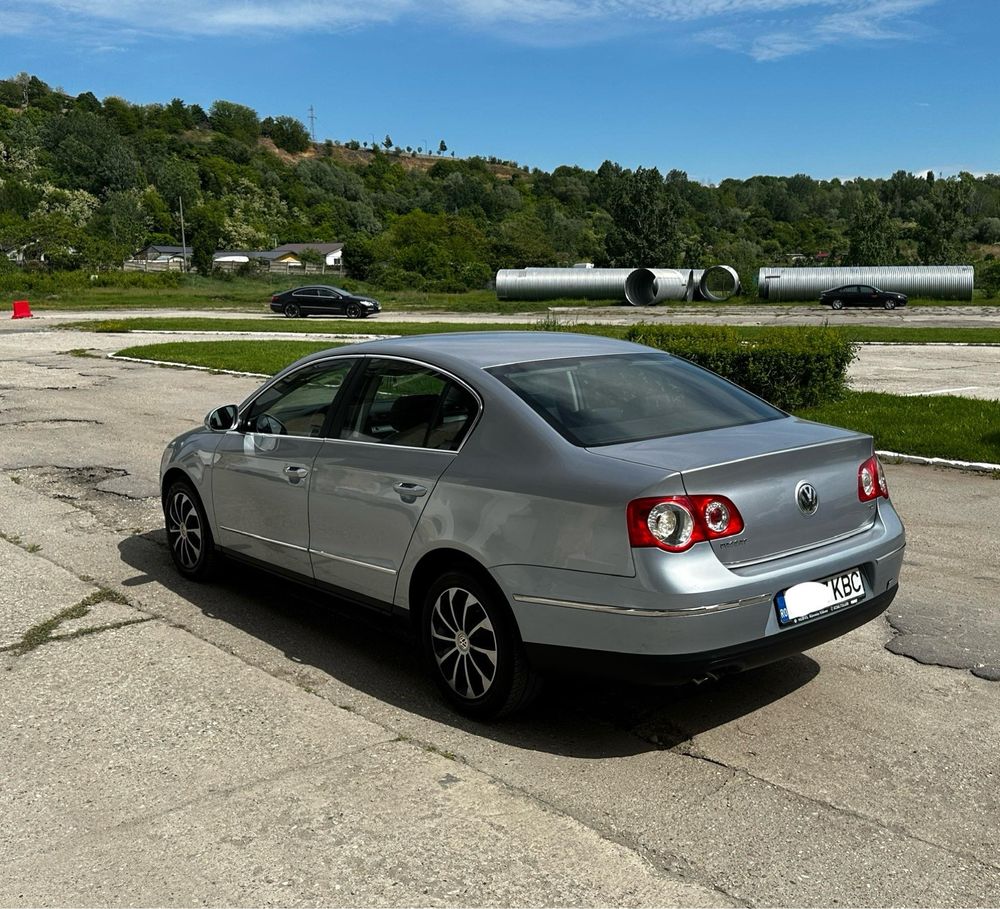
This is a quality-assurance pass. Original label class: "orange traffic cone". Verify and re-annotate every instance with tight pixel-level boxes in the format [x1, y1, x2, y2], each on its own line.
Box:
[11, 299, 32, 319]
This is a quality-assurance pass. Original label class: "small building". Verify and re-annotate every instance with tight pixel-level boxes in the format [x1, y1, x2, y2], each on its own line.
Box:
[135, 244, 191, 265]
[272, 242, 344, 268]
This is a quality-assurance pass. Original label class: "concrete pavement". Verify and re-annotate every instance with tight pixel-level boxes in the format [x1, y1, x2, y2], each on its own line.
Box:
[1, 315, 999, 907]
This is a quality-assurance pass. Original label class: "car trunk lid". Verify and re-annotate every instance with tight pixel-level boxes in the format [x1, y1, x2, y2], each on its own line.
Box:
[591, 417, 878, 566]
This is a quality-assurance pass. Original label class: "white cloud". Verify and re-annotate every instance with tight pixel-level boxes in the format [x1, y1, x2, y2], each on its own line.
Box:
[1, 0, 938, 56]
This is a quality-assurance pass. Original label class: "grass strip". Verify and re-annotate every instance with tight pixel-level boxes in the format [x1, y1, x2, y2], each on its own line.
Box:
[115, 340, 341, 375]
[795, 391, 1000, 465]
[70, 316, 1000, 346]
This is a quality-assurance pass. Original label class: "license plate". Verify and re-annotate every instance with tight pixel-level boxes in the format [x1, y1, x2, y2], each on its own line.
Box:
[776, 568, 866, 626]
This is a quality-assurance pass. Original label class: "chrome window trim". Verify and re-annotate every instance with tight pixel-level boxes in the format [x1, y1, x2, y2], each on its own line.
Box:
[219, 525, 308, 553]
[236, 354, 484, 454]
[310, 549, 397, 575]
[511, 593, 772, 618]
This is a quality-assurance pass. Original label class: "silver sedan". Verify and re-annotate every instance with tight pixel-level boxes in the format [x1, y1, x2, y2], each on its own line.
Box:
[160, 332, 905, 718]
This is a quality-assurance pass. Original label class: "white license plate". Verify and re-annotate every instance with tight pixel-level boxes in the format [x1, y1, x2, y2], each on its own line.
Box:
[776, 568, 866, 626]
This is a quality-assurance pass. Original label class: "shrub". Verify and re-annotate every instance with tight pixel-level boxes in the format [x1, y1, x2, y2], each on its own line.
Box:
[0, 268, 183, 294]
[625, 324, 857, 411]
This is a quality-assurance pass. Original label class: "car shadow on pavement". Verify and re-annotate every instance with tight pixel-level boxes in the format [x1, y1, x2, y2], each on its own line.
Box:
[119, 530, 820, 759]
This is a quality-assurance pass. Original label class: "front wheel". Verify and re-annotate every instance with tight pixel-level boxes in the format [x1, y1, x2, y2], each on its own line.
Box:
[421, 571, 540, 719]
[831, 299, 844, 310]
[345, 303, 364, 319]
[164, 480, 218, 580]
[283, 302, 301, 318]
[884, 300, 896, 310]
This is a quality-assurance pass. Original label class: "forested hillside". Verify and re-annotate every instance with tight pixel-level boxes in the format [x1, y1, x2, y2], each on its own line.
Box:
[2, 72, 999, 293]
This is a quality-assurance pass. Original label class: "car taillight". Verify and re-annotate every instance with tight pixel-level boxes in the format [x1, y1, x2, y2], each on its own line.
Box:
[627, 495, 744, 552]
[270, 295, 279, 303]
[858, 456, 890, 502]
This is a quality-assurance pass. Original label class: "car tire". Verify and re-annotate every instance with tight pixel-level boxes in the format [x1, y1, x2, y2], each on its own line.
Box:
[421, 570, 540, 719]
[164, 480, 219, 581]
[884, 300, 896, 310]
[831, 299, 844, 310]
[345, 303, 363, 319]
[283, 302, 302, 318]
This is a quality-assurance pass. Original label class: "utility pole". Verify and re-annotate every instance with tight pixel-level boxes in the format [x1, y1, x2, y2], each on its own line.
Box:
[307, 105, 316, 143]
[178, 196, 187, 274]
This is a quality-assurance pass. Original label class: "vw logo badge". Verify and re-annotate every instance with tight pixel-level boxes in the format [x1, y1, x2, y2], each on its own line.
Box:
[796, 481, 819, 515]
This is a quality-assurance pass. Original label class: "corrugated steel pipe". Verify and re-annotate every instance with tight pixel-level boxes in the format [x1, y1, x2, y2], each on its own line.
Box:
[699, 265, 742, 302]
[495, 267, 634, 302]
[757, 266, 974, 301]
[624, 268, 689, 305]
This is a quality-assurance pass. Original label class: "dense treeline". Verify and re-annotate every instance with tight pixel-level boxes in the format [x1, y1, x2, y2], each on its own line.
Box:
[3, 72, 1000, 294]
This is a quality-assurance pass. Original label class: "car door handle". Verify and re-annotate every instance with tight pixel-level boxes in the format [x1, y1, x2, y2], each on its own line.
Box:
[393, 482, 427, 499]
[284, 465, 309, 481]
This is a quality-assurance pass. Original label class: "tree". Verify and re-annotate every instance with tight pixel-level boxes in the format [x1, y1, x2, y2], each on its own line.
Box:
[845, 194, 898, 265]
[187, 201, 226, 275]
[438, 139, 447, 154]
[913, 179, 971, 264]
[383, 134, 393, 149]
[262, 115, 311, 153]
[603, 166, 680, 266]
[209, 100, 260, 145]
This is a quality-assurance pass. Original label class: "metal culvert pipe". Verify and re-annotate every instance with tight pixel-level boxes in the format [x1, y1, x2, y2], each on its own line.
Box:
[757, 266, 974, 301]
[699, 265, 741, 301]
[495, 267, 634, 302]
[624, 268, 689, 305]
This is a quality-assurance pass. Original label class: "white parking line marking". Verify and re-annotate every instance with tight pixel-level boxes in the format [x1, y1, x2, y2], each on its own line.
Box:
[903, 386, 980, 396]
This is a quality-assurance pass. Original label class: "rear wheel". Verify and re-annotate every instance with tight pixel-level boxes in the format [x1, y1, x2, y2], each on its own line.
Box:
[283, 302, 301, 318]
[831, 299, 844, 310]
[421, 570, 540, 719]
[164, 480, 218, 580]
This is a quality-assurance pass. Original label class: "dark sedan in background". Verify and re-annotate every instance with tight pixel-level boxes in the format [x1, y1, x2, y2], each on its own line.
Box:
[820, 284, 908, 310]
[270, 285, 381, 319]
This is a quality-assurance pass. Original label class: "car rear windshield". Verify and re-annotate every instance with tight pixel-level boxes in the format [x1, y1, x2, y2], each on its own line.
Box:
[488, 353, 784, 447]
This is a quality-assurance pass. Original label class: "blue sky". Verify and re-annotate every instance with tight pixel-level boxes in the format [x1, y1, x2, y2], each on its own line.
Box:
[0, 0, 995, 182]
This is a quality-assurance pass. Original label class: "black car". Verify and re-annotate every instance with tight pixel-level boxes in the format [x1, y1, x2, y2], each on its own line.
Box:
[819, 284, 908, 310]
[269, 285, 381, 319]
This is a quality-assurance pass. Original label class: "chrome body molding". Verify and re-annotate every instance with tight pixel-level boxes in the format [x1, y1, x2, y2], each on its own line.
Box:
[310, 548, 397, 575]
[219, 525, 309, 553]
[511, 593, 773, 618]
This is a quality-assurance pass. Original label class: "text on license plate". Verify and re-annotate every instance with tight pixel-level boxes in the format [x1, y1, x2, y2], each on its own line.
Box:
[776, 568, 865, 626]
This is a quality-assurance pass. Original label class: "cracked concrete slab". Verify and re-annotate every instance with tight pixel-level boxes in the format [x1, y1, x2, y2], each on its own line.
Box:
[0, 622, 725, 909]
[0, 539, 94, 648]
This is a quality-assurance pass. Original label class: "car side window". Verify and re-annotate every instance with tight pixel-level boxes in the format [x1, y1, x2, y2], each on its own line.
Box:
[242, 360, 356, 438]
[338, 359, 477, 450]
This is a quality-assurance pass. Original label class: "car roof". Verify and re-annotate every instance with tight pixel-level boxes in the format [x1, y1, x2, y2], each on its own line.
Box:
[293, 331, 654, 372]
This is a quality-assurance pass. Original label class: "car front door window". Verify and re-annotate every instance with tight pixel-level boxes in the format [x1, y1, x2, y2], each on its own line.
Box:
[243, 360, 356, 438]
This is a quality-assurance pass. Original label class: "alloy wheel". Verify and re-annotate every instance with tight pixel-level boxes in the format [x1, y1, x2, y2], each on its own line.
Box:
[429, 586, 498, 699]
[167, 489, 203, 571]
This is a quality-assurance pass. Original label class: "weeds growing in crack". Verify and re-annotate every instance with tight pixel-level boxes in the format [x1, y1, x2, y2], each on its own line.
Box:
[1, 587, 142, 656]
[0, 530, 41, 553]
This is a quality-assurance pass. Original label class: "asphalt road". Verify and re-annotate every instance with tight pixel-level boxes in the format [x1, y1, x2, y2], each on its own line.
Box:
[1, 316, 998, 907]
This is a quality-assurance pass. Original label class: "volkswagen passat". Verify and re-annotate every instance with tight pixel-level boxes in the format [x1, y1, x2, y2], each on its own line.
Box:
[161, 333, 905, 718]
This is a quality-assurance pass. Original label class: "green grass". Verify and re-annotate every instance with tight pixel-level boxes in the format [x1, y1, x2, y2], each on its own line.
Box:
[795, 392, 1000, 464]
[115, 338, 1000, 465]
[116, 339, 341, 375]
[68, 315, 1000, 346]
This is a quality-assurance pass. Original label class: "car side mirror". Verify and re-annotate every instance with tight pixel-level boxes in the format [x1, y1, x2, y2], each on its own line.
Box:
[205, 404, 239, 431]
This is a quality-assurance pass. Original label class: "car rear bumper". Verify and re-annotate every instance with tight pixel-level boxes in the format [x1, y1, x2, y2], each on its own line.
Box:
[523, 584, 896, 685]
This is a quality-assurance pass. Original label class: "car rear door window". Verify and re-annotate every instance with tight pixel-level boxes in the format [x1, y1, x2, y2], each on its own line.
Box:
[338, 359, 478, 450]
